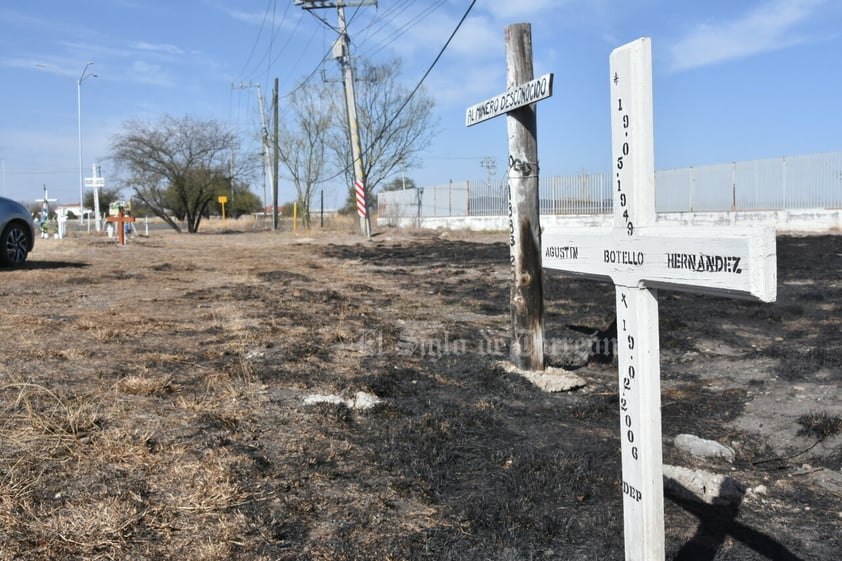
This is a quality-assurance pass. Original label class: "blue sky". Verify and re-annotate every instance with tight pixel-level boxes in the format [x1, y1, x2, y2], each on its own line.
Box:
[1, 0, 840, 209]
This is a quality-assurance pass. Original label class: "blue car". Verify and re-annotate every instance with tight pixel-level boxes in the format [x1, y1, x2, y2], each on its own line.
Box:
[0, 196, 35, 266]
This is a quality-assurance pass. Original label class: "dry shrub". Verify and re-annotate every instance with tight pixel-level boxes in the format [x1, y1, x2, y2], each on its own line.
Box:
[797, 411, 842, 441]
[1, 383, 102, 450]
[30, 497, 142, 555]
[88, 425, 159, 466]
[162, 457, 245, 514]
[117, 374, 173, 396]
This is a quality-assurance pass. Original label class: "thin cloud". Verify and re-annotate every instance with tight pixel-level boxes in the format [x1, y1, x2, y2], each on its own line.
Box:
[668, 0, 827, 71]
[0, 7, 73, 34]
[221, 7, 270, 26]
[130, 60, 174, 86]
[438, 14, 503, 59]
[212, 1, 298, 30]
[130, 41, 185, 56]
[2, 56, 57, 71]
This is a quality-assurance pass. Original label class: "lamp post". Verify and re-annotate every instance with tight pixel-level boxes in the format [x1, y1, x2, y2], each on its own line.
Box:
[77, 62, 97, 224]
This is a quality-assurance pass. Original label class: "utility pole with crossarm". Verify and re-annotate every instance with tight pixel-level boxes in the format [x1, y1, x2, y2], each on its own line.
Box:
[295, 0, 377, 239]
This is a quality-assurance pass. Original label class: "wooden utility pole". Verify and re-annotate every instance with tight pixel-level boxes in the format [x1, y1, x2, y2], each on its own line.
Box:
[505, 23, 545, 370]
[337, 5, 371, 238]
[294, 0, 376, 239]
[272, 77, 280, 231]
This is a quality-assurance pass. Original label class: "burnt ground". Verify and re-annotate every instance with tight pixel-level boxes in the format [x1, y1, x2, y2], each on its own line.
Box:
[0, 225, 840, 560]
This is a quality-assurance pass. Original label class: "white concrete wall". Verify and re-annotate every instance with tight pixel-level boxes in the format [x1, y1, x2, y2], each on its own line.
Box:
[378, 208, 842, 234]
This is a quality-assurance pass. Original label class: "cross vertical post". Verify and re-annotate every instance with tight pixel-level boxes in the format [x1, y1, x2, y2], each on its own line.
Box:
[36, 185, 58, 239]
[84, 163, 105, 231]
[505, 23, 544, 370]
[611, 38, 664, 560]
[465, 23, 554, 371]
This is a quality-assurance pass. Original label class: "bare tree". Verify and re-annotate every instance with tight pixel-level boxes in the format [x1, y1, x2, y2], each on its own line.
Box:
[326, 58, 438, 214]
[277, 84, 332, 226]
[111, 115, 253, 233]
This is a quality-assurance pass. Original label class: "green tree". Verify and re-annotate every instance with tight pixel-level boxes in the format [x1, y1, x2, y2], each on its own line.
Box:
[111, 115, 255, 233]
[83, 186, 122, 218]
[216, 182, 263, 218]
[380, 176, 416, 192]
[279, 200, 297, 217]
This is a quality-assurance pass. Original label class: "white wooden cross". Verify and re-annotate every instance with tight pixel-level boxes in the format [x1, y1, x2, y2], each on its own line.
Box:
[542, 38, 777, 560]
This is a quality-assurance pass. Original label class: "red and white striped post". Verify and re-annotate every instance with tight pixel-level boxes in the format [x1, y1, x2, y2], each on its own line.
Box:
[355, 178, 370, 237]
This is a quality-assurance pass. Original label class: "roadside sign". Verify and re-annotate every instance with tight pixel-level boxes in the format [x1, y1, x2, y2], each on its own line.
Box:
[465, 73, 553, 127]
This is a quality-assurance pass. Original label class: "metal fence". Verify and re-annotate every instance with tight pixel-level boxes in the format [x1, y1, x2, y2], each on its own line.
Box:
[656, 151, 842, 212]
[377, 151, 842, 220]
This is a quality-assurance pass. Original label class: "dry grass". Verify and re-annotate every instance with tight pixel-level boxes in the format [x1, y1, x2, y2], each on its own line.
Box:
[195, 212, 364, 235]
[0, 231, 839, 560]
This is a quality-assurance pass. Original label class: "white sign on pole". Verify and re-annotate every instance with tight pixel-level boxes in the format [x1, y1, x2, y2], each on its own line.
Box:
[84, 177, 105, 188]
[542, 37, 776, 560]
[465, 73, 553, 127]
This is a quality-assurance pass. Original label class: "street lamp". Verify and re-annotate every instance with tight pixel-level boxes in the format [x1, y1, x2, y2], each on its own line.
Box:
[77, 62, 97, 225]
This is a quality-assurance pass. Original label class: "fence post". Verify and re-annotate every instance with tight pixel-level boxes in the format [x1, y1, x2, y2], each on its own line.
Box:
[781, 156, 787, 209]
[690, 166, 696, 212]
[416, 187, 424, 227]
[731, 161, 737, 211]
[466, 181, 471, 216]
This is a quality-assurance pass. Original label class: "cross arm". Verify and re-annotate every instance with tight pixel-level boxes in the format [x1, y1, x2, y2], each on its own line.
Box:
[542, 225, 777, 302]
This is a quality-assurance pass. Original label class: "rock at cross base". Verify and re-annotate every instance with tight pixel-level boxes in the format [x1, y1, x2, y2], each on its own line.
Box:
[663, 464, 745, 506]
[674, 434, 736, 463]
[500, 362, 587, 393]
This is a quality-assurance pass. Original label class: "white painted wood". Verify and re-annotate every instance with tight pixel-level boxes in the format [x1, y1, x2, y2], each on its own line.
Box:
[615, 286, 663, 561]
[543, 226, 777, 301]
[465, 73, 553, 127]
[542, 37, 777, 561]
[611, 38, 655, 231]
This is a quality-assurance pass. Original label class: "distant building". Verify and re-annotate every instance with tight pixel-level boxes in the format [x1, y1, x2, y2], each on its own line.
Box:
[55, 203, 91, 219]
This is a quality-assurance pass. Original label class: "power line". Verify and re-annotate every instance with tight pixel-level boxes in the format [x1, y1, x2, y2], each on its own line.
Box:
[239, 0, 304, 84]
[317, 0, 478, 185]
[280, 1, 416, 102]
[280, 43, 335, 99]
[238, 0, 274, 78]
[376, 0, 478, 139]
[359, 0, 449, 60]
[267, 0, 278, 81]
[280, 1, 375, 100]
[356, 0, 416, 44]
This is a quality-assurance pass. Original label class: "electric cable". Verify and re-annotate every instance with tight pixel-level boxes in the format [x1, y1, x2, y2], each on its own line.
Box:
[315, 0, 478, 185]
[356, 0, 416, 46]
[238, 0, 274, 78]
[267, 0, 278, 81]
[359, 0, 448, 60]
